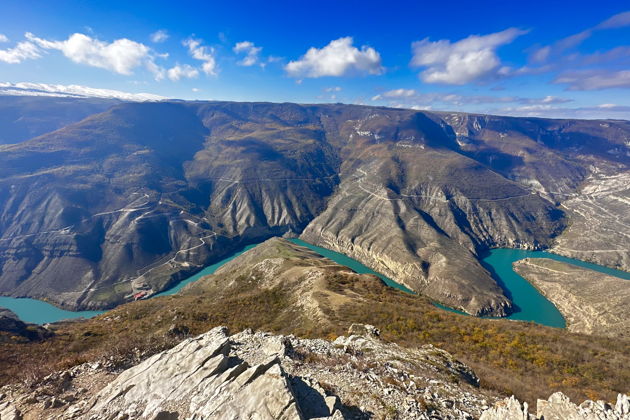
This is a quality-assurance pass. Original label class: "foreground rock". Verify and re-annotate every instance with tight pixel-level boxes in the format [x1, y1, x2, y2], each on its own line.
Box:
[513, 258, 630, 339]
[0, 324, 498, 419]
[481, 392, 630, 419]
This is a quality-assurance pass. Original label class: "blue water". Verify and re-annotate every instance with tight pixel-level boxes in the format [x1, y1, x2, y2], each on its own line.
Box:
[480, 249, 566, 327]
[2, 239, 628, 327]
[289, 241, 630, 329]
[0, 296, 104, 325]
[0, 244, 258, 324]
[479, 249, 629, 327]
[289, 239, 415, 293]
[154, 244, 258, 297]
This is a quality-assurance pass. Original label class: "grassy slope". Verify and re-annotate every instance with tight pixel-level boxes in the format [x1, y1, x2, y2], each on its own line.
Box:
[0, 238, 628, 407]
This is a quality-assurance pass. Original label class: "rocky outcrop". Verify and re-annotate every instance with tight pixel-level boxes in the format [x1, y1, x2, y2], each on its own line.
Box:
[80, 326, 303, 419]
[479, 395, 532, 420]
[0, 325, 497, 419]
[481, 392, 630, 420]
[0, 397, 22, 420]
[513, 258, 630, 339]
[0, 308, 52, 342]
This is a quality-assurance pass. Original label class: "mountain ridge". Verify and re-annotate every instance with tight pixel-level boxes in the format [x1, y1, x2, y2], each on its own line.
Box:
[0, 98, 628, 315]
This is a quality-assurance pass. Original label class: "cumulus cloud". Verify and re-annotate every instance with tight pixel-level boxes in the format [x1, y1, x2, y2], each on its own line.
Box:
[0, 34, 9, 43]
[166, 64, 199, 81]
[285, 37, 383, 78]
[150, 30, 169, 43]
[26, 32, 152, 75]
[0, 81, 166, 101]
[324, 86, 342, 92]
[555, 70, 630, 90]
[233, 41, 262, 66]
[184, 38, 218, 76]
[0, 40, 41, 63]
[410, 28, 528, 85]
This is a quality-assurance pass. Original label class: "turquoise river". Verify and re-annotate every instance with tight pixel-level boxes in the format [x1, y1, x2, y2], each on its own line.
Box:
[1, 239, 629, 326]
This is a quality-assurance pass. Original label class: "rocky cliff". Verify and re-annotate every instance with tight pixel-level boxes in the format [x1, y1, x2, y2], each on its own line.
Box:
[0, 99, 629, 315]
[513, 258, 630, 339]
[0, 325, 497, 419]
[552, 170, 630, 271]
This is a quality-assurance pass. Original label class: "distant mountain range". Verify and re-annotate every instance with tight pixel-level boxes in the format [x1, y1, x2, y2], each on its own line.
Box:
[0, 97, 628, 315]
[0, 82, 166, 101]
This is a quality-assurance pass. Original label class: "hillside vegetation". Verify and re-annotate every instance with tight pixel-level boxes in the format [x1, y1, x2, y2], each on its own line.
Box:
[1, 238, 627, 407]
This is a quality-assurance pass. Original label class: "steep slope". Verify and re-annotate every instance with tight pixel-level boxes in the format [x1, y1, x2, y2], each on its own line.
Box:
[552, 170, 630, 270]
[0, 238, 628, 412]
[0, 102, 213, 309]
[0, 100, 628, 314]
[0, 102, 339, 310]
[513, 258, 630, 338]
[301, 108, 564, 314]
[0, 96, 118, 144]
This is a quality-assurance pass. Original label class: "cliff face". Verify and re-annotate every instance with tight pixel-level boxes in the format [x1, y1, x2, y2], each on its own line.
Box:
[513, 258, 630, 339]
[552, 170, 630, 271]
[0, 100, 628, 314]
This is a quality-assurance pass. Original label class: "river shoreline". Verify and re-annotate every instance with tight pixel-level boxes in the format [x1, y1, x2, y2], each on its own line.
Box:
[1, 241, 628, 326]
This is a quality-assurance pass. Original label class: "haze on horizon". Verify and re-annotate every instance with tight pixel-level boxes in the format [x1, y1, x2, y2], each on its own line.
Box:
[1, 0, 630, 120]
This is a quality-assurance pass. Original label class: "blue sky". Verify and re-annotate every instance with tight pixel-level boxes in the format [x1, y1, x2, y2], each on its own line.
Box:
[1, 0, 630, 118]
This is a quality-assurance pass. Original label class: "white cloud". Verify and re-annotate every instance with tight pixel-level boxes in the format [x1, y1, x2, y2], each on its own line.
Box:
[145, 60, 166, 81]
[26, 32, 152, 75]
[555, 70, 630, 90]
[184, 38, 218, 76]
[0, 34, 9, 43]
[233, 41, 262, 66]
[494, 103, 630, 119]
[324, 86, 342, 92]
[0, 40, 41, 63]
[166, 64, 199, 81]
[372, 88, 416, 100]
[0, 81, 166, 101]
[410, 28, 528, 84]
[370, 88, 573, 110]
[150, 30, 169, 43]
[285, 37, 383, 78]
[531, 11, 630, 64]
[596, 10, 630, 30]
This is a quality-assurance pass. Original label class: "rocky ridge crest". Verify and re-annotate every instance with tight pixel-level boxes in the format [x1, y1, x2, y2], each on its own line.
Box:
[0, 324, 496, 419]
[480, 392, 630, 420]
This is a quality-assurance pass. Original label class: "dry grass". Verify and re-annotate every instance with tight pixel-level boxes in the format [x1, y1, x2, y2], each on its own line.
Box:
[1, 256, 628, 407]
